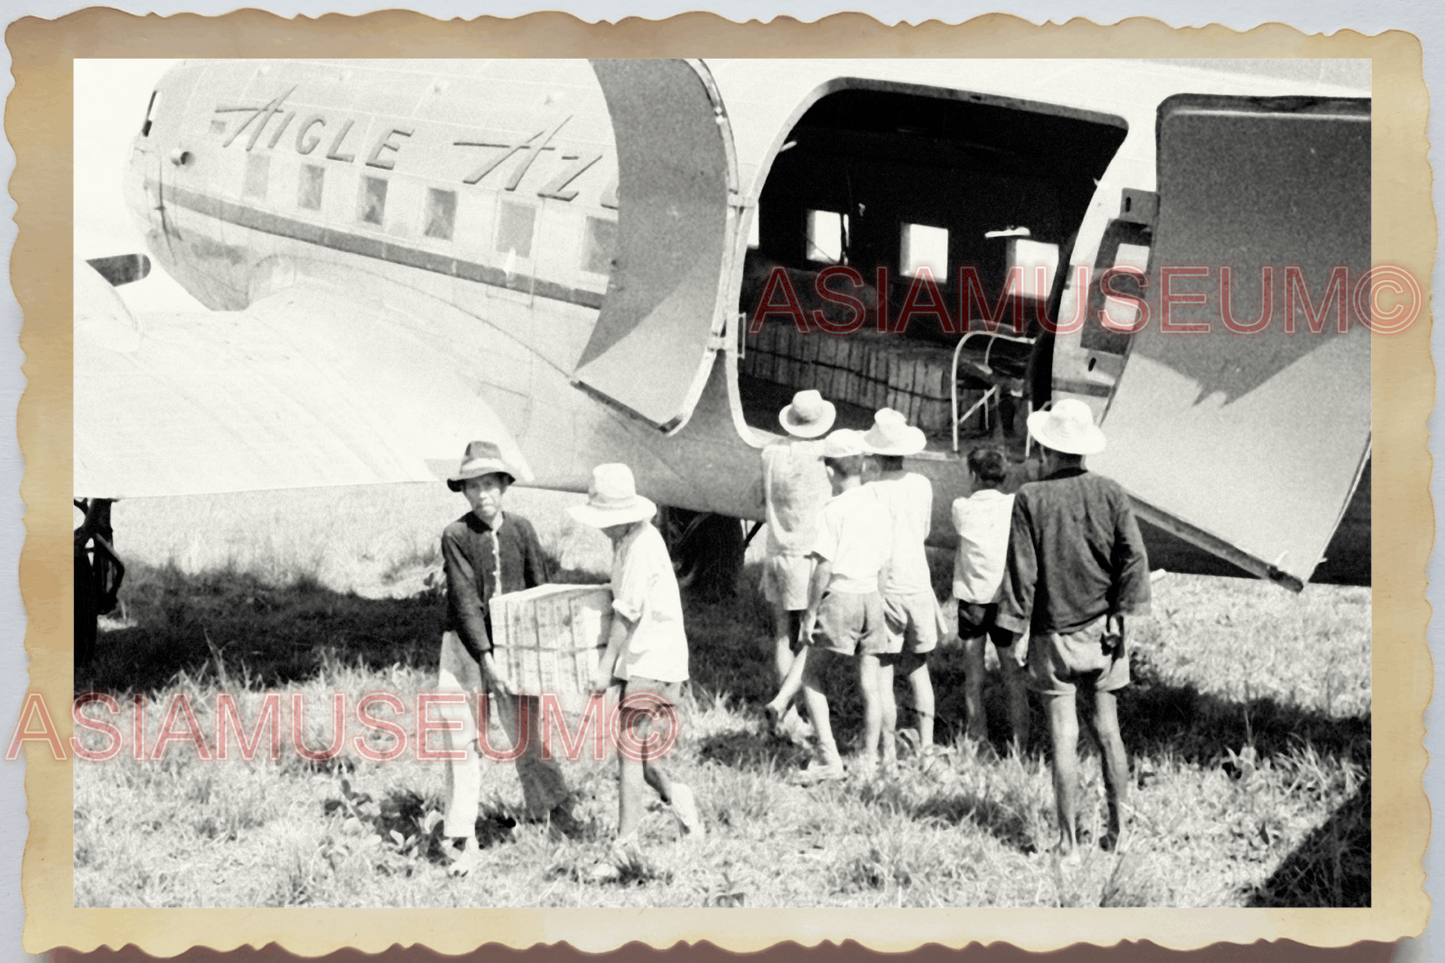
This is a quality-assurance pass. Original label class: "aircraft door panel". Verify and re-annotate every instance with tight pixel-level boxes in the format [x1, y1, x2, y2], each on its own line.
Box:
[1088, 95, 1370, 586]
[573, 59, 734, 432]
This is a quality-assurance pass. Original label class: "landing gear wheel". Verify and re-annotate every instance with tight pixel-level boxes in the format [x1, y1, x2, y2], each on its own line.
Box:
[74, 545, 98, 672]
[657, 507, 747, 602]
[74, 497, 124, 674]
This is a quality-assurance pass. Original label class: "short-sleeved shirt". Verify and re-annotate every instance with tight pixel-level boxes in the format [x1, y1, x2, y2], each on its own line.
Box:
[996, 467, 1152, 637]
[761, 439, 831, 557]
[610, 521, 689, 683]
[867, 472, 934, 596]
[951, 488, 1016, 603]
[442, 512, 550, 662]
[811, 484, 889, 595]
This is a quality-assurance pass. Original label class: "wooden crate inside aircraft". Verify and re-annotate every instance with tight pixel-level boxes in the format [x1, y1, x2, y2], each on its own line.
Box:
[488, 584, 612, 712]
[742, 323, 987, 434]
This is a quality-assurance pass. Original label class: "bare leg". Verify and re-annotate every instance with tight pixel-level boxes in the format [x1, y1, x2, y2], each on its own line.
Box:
[857, 652, 884, 767]
[772, 603, 797, 687]
[768, 643, 810, 718]
[904, 652, 936, 749]
[1092, 689, 1130, 848]
[998, 643, 1031, 753]
[877, 655, 898, 769]
[1044, 693, 1081, 857]
[961, 633, 987, 742]
[799, 647, 841, 766]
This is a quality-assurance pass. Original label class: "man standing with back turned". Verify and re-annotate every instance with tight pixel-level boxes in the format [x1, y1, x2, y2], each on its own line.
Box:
[996, 400, 1151, 862]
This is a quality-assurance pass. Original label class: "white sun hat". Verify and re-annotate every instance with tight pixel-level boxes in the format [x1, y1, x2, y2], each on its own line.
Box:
[862, 408, 927, 456]
[1026, 399, 1107, 456]
[778, 389, 837, 438]
[822, 428, 866, 460]
[567, 463, 658, 528]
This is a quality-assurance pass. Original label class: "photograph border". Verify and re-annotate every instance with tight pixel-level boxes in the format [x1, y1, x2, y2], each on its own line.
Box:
[8, 9, 1433, 955]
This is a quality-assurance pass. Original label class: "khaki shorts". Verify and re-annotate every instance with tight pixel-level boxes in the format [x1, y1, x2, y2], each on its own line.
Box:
[957, 601, 1014, 649]
[882, 591, 941, 655]
[810, 590, 889, 657]
[761, 554, 813, 611]
[1026, 615, 1129, 696]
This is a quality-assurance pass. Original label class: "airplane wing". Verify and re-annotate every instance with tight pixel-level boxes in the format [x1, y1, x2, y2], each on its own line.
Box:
[75, 264, 529, 498]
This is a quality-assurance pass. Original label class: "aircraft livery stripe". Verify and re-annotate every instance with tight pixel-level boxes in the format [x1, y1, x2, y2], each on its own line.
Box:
[151, 180, 606, 311]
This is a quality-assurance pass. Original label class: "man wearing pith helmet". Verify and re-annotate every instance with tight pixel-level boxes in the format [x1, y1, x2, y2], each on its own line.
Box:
[996, 399, 1151, 863]
[437, 440, 581, 875]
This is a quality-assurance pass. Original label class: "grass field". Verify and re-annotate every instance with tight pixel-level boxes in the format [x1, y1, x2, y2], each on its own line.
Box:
[74, 487, 1370, 908]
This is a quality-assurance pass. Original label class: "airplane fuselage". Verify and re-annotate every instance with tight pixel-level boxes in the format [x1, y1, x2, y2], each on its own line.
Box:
[116, 59, 1372, 586]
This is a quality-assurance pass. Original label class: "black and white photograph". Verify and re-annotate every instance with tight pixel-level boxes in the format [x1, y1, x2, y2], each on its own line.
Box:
[69, 54, 1376, 912]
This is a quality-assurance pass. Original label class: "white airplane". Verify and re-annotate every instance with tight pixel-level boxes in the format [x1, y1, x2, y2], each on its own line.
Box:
[75, 58, 1371, 637]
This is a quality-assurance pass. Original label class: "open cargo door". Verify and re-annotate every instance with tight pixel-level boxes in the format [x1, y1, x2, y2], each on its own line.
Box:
[1089, 95, 1371, 589]
[574, 60, 734, 431]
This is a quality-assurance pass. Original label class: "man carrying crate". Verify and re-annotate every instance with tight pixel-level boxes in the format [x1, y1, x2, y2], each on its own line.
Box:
[438, 441, 582, 875]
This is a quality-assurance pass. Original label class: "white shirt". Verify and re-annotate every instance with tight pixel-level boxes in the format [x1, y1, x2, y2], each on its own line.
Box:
[868, 472, 935, 596]
[951, 488, 1016, 603]
[610, 522, 689, 682]
[761, 438, 831, 557]
[811, 484, 890, 594]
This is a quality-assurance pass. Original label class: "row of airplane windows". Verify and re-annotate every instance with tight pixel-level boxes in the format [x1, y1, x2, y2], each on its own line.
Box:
[232, 153, 1054, 290]
[238, 152, 617, 276]
[802, 209, 1059, 295]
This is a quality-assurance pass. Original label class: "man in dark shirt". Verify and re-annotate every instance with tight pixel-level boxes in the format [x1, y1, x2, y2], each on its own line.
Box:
[996, 400, 1151, 862]
[438, 440, 578, 874]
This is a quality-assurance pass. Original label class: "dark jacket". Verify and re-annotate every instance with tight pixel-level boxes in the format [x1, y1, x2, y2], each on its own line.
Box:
[996, 467, 1151, 637]
[442, 512, 550, 663]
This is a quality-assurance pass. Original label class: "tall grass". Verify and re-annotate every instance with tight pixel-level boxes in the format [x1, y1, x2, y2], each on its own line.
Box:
[75, 488, 1370, 908]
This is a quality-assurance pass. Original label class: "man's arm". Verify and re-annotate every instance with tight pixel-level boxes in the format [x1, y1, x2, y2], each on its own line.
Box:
[518, 517, 551, 588]
[1110, 496, 1152, 618]
[993, 496, 1036, 638]
[591, 610, 634, 692]
[442, 528, 491, 665]
[801, 554, 833, 643]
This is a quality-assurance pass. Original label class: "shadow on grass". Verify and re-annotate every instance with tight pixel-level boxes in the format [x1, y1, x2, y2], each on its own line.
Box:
[1246, 778, 1370, 907]
[80, 564, 443, 694]
[79, 559, 606, 694]
[697, 729, 808, 773]
[1123, 653, 1370, 769]
[905, 787, 1036, 852]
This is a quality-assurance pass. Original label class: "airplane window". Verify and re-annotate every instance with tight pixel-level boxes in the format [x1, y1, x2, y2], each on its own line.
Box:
[806, 210, 847, 264]
[580, 215, 618, 275]
[358, 176, 388, 227]
[901, 223, 948, 277]
[1011, 238, 1059, 297]
[495, 200, 535, 259]
[1101, 241, 1151, 329]
[243, 154, 269, 202]
[297, 164, 324, 211]
[423, 188, 457, 241]
[209, 120, 228, 136]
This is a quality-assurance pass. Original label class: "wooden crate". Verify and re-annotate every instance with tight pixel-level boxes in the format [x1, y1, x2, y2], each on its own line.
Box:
[489, 584, 612, 709]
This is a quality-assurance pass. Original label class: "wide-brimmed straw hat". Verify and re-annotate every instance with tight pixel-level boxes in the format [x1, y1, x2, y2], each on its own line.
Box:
[1027, 399, 1107, 456]
[862, 408, 926, 456]
[568, 463, 658, 528]
[778, 389, 837, 438]
[447, 440, 521, 491]
[822, 429, 866, 460]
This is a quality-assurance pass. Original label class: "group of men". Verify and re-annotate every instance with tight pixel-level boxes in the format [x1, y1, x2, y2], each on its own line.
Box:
[430, 386, 1152, 872]
[757, 390, 1152, 860]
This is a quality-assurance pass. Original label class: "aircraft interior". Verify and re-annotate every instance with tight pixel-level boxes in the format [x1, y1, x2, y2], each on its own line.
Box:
[736, 85, 1128, 452]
